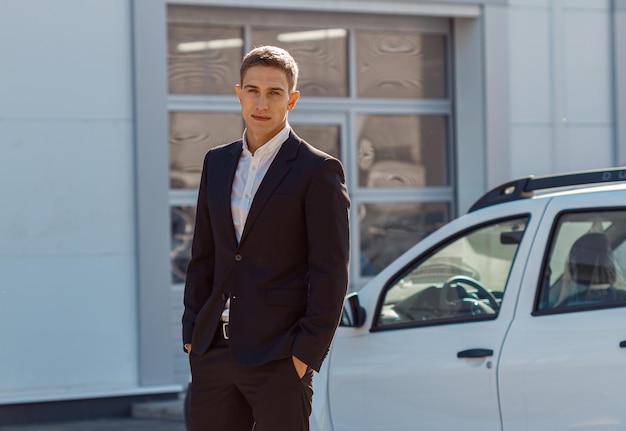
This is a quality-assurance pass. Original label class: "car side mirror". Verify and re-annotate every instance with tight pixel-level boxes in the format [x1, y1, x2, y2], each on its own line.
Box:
[340, 292, 366, 327]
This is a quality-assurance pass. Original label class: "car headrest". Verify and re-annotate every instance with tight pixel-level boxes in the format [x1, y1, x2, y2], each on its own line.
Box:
[568, 233, 616, 285]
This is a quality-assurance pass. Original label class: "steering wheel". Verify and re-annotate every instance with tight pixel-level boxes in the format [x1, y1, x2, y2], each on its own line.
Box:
[441, 275, 500, 311]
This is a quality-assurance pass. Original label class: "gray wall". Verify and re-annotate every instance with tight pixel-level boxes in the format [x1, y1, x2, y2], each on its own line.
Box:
[616, 0, 626, 165]
[0, 0, 624, 405]
[0, 0, 141, 402]
[508, 0, 615, 179]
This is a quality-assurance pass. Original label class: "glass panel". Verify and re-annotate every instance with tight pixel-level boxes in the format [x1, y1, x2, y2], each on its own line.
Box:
[169, 112, 244, 189]
[360, 202, 450, 276]
[357, 114, 447, 187]
[291, 123, 341, 159]
[537, 211, 626, 311]
[168, 24, 243, 95]
[356, 31, 446, 99]
[171, 205, 196, 284]
[251, 27, 348, 96]
[376, 217, 528, 327]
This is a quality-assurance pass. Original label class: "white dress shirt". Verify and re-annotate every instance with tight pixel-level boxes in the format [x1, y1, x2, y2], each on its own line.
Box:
[222, 125, 290, 321]
[231, 125, 290, 242]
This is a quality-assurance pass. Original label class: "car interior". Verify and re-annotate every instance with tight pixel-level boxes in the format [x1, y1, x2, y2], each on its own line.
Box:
[537, 210, 626, 312]
[377, 217, 528, 327]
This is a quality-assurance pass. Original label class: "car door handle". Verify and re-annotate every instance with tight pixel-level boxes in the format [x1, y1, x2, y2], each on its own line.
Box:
[620, 341, 626, 348]
[457, 348, 494, 359]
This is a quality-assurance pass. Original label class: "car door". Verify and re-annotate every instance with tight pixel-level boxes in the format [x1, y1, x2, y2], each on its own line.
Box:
[498, 193, 626, 430]
[327, 212, 534, 431]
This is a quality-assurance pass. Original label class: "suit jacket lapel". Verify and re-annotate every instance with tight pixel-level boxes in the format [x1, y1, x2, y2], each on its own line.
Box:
[219, 141, 243, 249]
[239, 134, 300, 246]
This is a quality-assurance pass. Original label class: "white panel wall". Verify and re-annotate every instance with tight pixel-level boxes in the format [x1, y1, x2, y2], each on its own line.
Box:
[0, 0, 138, 401]
[509, 2, 553, 177]
[562, 1, 613, 171]
[508, 0, 614, 178]
[618, 0, 626, 165]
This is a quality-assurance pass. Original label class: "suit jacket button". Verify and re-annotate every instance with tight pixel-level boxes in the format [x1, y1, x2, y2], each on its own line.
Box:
[234, 254, 242, 261]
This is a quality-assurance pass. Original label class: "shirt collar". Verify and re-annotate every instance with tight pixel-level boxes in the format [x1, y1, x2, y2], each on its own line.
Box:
[242, 123, 290, 156]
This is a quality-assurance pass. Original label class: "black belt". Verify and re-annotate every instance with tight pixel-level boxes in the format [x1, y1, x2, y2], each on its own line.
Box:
[218, 321, 229, 340]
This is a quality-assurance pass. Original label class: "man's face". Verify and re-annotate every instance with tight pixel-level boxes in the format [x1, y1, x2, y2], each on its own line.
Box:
[235, 65, 300, 149]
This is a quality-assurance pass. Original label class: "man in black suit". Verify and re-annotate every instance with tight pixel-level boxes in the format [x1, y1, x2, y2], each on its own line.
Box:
[182, 45, 350, 431]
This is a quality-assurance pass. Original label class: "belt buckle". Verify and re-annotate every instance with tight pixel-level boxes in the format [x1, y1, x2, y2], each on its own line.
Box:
[222, 322, 229, 340]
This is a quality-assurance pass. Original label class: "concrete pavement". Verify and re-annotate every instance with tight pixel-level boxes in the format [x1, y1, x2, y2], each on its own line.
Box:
[0, 418, 186, 431]
[0, 399, 187, 431]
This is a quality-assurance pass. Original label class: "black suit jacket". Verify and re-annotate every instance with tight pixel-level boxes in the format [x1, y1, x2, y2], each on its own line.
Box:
[182, 131, 350, 372]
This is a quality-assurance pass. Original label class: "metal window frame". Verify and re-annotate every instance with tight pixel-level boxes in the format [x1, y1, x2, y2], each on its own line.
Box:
[132, 0, 494, 383]
[165, 6, 456, 286]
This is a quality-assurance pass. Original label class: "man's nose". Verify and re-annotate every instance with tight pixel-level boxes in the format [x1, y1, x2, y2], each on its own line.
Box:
[256, 94, 269, 110]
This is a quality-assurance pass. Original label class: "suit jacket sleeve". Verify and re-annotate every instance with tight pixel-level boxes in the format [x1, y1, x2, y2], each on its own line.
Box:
[182, 152, 215, 346]
[291, 157, 350, 371]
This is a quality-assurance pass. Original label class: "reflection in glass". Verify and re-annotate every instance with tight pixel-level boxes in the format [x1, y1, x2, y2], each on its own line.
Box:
[356, 31, 446, 99]
[357, 115, 447, 188]
[169, 112, 244, 189]
[360, 202, 449, 276]
[168, 23, 242, 94]
[538, 211, 626, 311]
[291, 124, 341, 159]
[377, 217, 528, 327]
[171, 206, 196, 284]
[251, 27, 348, 96]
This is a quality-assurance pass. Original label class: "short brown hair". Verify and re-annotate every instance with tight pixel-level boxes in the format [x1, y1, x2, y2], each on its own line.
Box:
[240, 46, 299, 92]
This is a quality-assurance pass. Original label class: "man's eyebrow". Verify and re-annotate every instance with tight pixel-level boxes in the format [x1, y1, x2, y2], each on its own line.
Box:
[243, 84, 285, 92]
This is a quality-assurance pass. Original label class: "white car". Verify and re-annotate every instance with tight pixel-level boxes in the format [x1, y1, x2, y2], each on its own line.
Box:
[311, 168, 626, 431]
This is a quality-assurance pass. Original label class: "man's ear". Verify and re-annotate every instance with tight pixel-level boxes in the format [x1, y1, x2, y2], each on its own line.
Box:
[288, 90, 300, 110]
[235, 84, 242, 103]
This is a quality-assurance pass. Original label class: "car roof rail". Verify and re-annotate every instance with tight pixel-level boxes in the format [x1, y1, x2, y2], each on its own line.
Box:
[468, 166, 626, 213]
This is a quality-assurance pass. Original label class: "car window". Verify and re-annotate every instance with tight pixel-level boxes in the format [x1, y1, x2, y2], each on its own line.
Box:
[375, 216, 528, 328]
[536, 210, 626, 312]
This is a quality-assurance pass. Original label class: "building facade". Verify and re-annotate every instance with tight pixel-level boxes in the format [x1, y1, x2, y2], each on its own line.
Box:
[1, 0, 625, 423]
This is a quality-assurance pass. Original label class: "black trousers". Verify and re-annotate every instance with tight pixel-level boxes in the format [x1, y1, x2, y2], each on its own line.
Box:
[188, 327, 313, 431]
